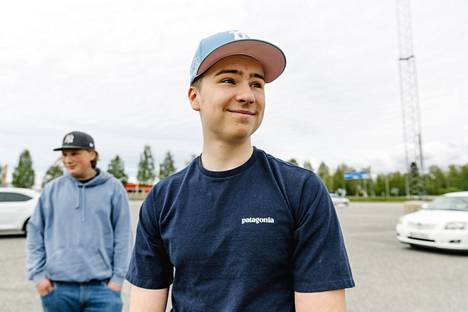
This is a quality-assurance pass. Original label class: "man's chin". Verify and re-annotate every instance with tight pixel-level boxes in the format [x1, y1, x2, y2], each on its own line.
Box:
[68, 170, 82, 178]
[225, 129, 256, 143]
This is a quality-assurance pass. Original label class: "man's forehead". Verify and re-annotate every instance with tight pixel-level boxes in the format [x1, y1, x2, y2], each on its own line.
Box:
[208, 55, 265, 76]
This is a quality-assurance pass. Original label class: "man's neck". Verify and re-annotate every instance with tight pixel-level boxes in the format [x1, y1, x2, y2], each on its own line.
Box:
[201, 139, 253, 172]
[73, 168, 97, 181]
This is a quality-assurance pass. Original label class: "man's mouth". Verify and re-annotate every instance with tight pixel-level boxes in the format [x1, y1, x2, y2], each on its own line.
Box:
[227, 109, 255, 116]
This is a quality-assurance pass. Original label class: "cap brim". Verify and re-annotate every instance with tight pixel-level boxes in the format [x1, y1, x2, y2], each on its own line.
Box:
[196, 39, 286, 83]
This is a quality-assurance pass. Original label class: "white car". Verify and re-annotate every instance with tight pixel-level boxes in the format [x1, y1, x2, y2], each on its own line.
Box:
[330, 193, 350, 207]
[396, 191, 468, 251]
[0, 187, 39, 235]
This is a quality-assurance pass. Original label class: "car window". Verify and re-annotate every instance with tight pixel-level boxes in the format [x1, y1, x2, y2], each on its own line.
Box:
[427, 197, 468, 211]
[0, 192, 32, 202]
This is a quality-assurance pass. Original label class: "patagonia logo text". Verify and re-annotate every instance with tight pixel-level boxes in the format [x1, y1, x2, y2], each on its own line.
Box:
[241, 217, 275, 225]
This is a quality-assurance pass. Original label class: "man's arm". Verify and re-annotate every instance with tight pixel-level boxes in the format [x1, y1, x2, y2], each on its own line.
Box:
[110, 186, 132, 288]
[130, 285, 169, 312]
[295, 289, 346, 312]
[26, 195, 47, 286]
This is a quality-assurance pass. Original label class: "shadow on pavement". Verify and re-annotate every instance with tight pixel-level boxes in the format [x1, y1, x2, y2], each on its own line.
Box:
[404, 244, 468, 256]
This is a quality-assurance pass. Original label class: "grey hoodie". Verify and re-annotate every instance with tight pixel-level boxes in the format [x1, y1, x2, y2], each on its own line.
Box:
[26, 170, 132, 285]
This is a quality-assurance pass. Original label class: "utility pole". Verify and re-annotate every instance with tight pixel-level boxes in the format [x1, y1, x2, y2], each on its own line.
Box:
[396, 0, 425, 197]
[385, 174, 390, 197]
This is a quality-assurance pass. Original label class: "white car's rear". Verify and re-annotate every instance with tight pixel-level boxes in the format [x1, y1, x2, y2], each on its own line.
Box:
[0, 187, 39, 235]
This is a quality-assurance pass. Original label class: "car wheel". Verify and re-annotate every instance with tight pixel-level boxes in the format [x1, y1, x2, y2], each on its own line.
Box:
[22, 218, 30, 236]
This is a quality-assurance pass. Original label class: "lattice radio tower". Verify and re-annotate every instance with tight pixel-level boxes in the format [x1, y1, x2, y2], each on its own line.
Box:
[396, 0, 424, 196]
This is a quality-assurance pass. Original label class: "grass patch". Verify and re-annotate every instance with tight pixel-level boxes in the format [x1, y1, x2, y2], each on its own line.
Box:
[349, 196, 411, 202]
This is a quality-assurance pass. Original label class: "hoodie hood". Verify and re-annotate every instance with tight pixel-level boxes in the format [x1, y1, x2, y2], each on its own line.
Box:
[63, 169, 113, 222]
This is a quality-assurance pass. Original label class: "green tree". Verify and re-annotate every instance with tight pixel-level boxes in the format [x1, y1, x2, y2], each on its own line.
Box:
[41, 165, 64, 187]
[137, 145, 156, 184]
[287, 158, 299, 166]
[445, 165, 462, 192]
[374, 174, 388, 197]
[317, 162, 333, 191]
[12, 150, 35, 188]
[459, 165, 468, 191]
[388, 171, 406, 196]
[303, 160, 313, 172]
[424, 165, 447, 195]
[159, 151, 177, 179]
[334, 164, 356, 195]
[107, 155, 128, 185]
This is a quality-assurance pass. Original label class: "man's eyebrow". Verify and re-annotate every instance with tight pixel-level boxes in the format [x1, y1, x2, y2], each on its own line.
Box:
[214, 69, 265, 81]
[251, 73, 265, 81]
[214, 69, 241, 76]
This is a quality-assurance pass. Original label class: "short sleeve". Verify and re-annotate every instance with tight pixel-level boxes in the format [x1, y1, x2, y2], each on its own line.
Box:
[126, 189, 173, 289]
[292, 175, 355, 292]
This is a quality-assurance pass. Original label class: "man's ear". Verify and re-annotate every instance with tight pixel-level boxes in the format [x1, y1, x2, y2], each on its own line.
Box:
[188, 86, 201, 111]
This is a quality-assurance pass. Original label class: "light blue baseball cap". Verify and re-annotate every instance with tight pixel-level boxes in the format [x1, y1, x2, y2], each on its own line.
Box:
[190, 30, 286, 84]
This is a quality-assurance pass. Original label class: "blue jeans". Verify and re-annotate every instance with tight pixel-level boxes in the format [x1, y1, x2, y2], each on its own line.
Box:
[40, 281, 122, 312]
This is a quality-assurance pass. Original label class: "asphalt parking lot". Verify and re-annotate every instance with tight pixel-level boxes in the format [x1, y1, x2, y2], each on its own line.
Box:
[0, 201, 466, 312]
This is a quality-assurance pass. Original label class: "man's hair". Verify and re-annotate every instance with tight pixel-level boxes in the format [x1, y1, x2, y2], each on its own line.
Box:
[91, 151, 99, 169]
[190, 74, 204, 90]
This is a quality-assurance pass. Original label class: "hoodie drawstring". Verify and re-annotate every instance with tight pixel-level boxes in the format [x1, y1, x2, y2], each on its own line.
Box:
[75, 185, 86, 222]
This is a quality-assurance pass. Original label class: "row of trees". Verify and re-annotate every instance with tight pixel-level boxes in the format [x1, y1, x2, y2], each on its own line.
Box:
[2, 145, 179, 189]
[287, 158, 468, 197]
[3, 149, 467, 196]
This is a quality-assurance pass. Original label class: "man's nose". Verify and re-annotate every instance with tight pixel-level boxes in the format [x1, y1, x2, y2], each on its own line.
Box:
[235, 83, 255, 104]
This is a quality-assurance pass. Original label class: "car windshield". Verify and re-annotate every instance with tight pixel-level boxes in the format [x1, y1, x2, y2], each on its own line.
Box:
[426, 197, 468, 211]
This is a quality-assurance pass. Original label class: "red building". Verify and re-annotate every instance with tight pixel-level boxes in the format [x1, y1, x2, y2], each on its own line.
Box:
[124, 183, 153, 193]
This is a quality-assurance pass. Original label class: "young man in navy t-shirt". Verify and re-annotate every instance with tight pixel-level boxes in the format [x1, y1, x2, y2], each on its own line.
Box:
[126, 30, 355, 311]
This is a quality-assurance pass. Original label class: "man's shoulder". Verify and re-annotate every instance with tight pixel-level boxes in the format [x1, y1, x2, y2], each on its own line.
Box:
[256, 149, 325, 202]
[101, 172, 126, 189]
[258, 149, 317, 181]
[42, 174, 71, 191]
[150, 164, 192, 195]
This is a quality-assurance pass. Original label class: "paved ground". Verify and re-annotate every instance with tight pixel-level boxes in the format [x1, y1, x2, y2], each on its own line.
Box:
[0, 201, 466, 311]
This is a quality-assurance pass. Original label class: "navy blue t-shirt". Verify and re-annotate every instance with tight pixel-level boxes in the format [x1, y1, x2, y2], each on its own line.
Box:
[127, 147, 354, 311]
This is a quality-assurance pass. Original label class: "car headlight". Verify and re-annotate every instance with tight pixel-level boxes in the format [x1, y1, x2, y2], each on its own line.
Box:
[444, 222, 467, 230]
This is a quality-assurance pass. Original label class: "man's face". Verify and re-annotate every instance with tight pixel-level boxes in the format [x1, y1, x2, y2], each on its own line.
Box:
[189, 55, 266, 144]
[61, 149, 95, 179]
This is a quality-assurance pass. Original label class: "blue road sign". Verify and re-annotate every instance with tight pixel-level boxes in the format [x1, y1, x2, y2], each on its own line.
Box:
[344, 171, 370, 180]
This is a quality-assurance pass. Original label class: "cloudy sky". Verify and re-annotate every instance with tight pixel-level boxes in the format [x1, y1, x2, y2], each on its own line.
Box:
[1, 0, 467, 184]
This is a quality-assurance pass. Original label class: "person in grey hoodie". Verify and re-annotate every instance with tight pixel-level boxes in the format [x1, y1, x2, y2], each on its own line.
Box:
[26, 131, 132, 312]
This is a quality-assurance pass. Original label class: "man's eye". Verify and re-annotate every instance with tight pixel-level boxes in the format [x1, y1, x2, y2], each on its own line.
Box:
[251, 82, 264, 89]
[221, 78, 235, 84]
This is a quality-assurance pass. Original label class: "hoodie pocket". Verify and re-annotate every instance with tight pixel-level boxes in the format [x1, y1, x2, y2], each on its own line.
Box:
[46, 247, 111, 279]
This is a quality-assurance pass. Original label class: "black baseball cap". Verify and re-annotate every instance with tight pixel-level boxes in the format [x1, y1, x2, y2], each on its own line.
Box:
[53, 131, 95, 151]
